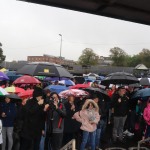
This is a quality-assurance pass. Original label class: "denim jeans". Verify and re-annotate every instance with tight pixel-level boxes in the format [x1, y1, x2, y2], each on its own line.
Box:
[80, 130, 96, 150]
[2, 127, 13, 150]
[113, 116, 127, 141]
[95, 128, 101, 148]
[95, 119, 107, 148]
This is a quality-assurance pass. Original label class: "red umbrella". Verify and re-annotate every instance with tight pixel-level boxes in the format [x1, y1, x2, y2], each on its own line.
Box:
[18, 89, 34, 99]
[13, 75, 41, 84]
[69, 84, 90, 89]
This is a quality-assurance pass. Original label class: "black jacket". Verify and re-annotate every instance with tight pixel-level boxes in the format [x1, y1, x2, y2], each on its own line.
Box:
[64, 101, 80, 133]
[111, 93, 129, 117]
[21, 98, 45, 139]
[46, 101, 66, 134]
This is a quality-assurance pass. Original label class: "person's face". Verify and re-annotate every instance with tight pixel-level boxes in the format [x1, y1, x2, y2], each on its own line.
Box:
[52, 94, 58, 102]
[5, 97, 11, 103]
[36, 96, 43, 101]
[119, 88, 126, 96]
[68, 96, 75, 104]
[128, 86, 134, 92]
[88, 103, 94, 109]
[93, 97, 99, 103]
[112, 85, 116, 90]
[47, 92, 51, 97]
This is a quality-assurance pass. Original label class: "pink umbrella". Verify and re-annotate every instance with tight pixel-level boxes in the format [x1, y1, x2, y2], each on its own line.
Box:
[13, 75, 41, 84]
[59, 89, 89, 98]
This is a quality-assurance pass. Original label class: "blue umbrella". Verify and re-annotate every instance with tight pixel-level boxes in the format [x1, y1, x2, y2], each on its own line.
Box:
[132, 88, 150, 100]
[0, 72, 9, 81]
[44, 85, 68, 94]
[5, 71, 22, 81]
[59, 79, 75, 86]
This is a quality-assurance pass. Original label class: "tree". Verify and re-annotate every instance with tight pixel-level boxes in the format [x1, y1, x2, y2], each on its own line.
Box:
[0, 43, 6, 63]
[126, 55, 141, 67]
[138, 48, 150, 68]
[109, 47, 128, 66]
[78, 48, 100, 66]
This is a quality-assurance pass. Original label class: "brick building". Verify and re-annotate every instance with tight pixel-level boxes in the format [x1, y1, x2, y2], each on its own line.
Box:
[27, 54, 75, 66]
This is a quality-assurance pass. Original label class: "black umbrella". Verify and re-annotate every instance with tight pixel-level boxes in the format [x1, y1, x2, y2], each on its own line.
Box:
[139, 78, 150, 86]
[101, 72, 139, 85]
[16, 62, 73, 78]
[84, 87, 110, 100]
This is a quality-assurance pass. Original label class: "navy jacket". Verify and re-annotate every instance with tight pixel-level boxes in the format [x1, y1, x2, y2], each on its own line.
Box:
[0, 102, 16, 127]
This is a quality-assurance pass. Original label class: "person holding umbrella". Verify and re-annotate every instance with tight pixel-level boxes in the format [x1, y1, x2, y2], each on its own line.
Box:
[0, 95, 17, 150]
[63, 95, 81, 149]
[20, 86, 45, 150]
[111, 86, 129, 143]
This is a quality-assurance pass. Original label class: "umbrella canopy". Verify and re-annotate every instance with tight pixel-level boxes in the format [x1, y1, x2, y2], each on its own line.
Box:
[70, 84, 90, 89]
[44, 77, 69, 81]
[18, 89, 34, 99]
[5, 87, 25, 94]
[59, 89, 89, 98]
[132, 88, 150, 100]
[139, 78, 150, 86]
[0, 71, 9, 81]
[101, 72, 139, 85]
[13, 75, 41, 84]
[44, 85, 69, 94]
[59, 79, 75, 86]
[0, 87, 8, 96]
[16, 62, 73, 78]
[5, 71, 22, 81]
[83, 87, 110, 100]
[0, 68, 7, 72]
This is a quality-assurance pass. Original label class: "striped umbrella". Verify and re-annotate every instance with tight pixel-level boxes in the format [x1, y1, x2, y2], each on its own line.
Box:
[5, 87, 25, 94]
[0, 87, 8, 96]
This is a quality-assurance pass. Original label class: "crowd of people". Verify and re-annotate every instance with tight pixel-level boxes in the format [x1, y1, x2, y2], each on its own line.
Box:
[0, 81, 150, 150]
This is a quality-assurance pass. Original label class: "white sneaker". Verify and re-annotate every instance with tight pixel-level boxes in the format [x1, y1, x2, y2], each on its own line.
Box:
[123, 130, 129, 135]
[127, 132, 134, 136]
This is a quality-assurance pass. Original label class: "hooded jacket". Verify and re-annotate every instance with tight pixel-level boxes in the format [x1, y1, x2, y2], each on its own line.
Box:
[143, 100, 150, 125]
[72, 99, 100, 132]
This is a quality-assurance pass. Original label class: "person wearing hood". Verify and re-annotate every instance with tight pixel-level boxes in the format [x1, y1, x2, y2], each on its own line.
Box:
[20, 87, 45, 150]
[143, 97, 150, 139]
[73, 99, 100, 150]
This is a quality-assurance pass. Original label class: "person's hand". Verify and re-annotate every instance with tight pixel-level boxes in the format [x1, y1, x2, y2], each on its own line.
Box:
[44, 104, 49, 111]
[42, 130, 45, 137]
[71, 104, 75, 111]
[54, 100, 58, 109]
[89, 121, 95, 124]
[38, 99, 44, 105]
[2, 112, 6, 118]
[118, 98, 121, 103]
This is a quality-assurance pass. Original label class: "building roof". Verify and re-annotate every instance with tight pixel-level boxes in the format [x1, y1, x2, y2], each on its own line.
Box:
[20, 0, 150, 26]
[135, 64, 149, 70]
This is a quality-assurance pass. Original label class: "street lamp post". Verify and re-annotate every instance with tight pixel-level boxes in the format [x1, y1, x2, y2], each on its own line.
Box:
[59, 34, 62, 58]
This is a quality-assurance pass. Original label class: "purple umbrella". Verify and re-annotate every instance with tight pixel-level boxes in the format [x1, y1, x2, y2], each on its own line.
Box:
[0, 72, 9, 81]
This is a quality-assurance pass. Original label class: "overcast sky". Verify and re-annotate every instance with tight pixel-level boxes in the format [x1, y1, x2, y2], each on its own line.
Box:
[1, 0, 150, 62]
